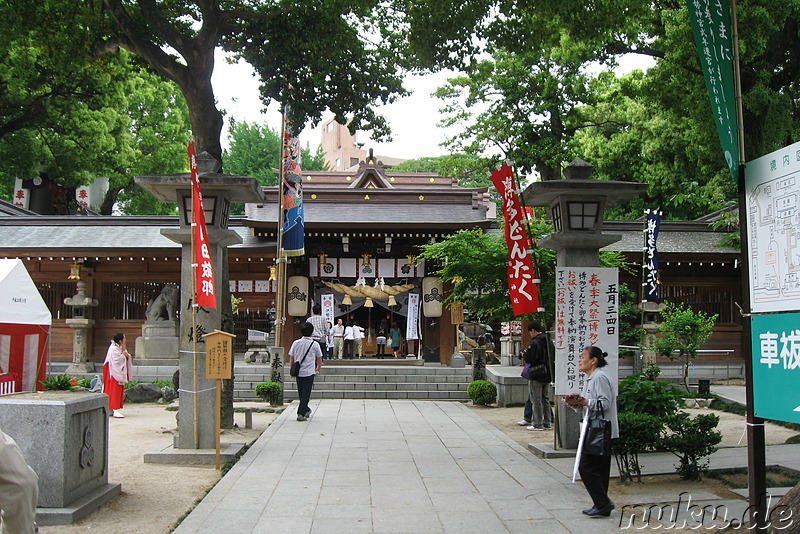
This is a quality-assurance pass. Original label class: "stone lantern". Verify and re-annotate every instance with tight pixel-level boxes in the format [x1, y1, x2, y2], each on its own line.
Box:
[522, 158, 646, 448]
[64, 278, 99, 375]
[135, 153, 264, 452]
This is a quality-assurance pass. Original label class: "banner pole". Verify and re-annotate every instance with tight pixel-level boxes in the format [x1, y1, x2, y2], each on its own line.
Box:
[189, 143, 200, 449]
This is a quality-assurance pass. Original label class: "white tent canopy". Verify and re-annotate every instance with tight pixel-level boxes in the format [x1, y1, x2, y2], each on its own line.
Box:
[0, 259, 51, 326]
[0, 259, 51, 393]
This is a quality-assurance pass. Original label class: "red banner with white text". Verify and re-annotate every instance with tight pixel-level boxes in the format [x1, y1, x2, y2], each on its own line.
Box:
[490, 164, 542, 316]
[188, 142, 217, 309]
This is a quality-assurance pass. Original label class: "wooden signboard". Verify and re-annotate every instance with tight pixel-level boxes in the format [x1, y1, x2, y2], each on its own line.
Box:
[450, 302, 464, 325]
[203, 329, 236, 470]
[204, 330, 236, 379]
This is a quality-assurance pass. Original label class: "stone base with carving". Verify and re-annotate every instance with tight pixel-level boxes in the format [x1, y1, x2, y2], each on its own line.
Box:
[0, 391, 121, 525]
[135, 321, 179, 360]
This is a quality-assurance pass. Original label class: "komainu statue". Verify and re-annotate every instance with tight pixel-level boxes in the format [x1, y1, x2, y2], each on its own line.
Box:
[145, 284, 179, 322]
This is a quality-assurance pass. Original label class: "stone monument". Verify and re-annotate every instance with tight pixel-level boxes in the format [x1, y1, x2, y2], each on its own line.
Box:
[64, 280, 99, 375]
[134, 283, 180, 361]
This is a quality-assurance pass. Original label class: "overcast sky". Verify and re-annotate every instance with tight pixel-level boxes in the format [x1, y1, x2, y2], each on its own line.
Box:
[212, 52, 461, 160]
[211, 51, 653, 162]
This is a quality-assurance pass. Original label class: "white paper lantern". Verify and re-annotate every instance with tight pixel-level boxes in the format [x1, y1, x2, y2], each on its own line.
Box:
[287, 276, 309, 317]
[422, 276, 443, 317]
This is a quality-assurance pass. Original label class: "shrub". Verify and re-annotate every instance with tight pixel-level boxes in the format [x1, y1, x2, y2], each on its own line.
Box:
[613, 412, 663, 483]
[255, 381, 282, 405]
[75, 377, 91, 389]
[617, 373, 684, 418]
[661, 412, 722, 480]
[467, 380, 496, 406]
[40, 375, 76, 390]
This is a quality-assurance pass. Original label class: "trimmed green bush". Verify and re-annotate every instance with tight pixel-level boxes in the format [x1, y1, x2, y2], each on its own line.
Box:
[255, 381, 283, 405]
[467, 380, 496, 406]
[661, 412, 722, 480]
[613, 412, 663, 483]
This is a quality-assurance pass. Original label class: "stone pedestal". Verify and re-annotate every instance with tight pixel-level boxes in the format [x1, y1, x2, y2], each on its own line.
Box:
[64, 318, 95, 374]
[0, 391, 121, 525]
[135, 321, 179, 360]
[499, 335, 521, 366]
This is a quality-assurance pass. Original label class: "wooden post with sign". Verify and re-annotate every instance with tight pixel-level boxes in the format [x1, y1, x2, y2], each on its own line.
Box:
[203, 330, 236, 469]
[450, 302, 464, 357]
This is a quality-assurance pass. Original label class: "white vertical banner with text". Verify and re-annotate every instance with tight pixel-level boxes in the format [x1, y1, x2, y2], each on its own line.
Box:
[321, 294, 335, 328]
[554, 267, 619, 396]
[406, 293, 420, 341]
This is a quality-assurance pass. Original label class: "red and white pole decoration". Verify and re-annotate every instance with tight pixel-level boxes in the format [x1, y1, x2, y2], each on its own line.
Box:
[490, 163, 543, 316]
[188, 141, 217, 309]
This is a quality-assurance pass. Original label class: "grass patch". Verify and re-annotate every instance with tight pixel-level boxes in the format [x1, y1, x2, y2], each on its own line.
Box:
[706, 466, 800, 489]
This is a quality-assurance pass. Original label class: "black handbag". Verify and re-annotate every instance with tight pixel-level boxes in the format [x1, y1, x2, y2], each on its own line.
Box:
[290, 343, 313, 378]
[584, 400, 612, 456]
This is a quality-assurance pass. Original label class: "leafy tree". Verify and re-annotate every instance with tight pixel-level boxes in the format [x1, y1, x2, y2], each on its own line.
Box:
[653, 302, 718, 391]
[392, 154, 495, 189]
[223, 119, 329, 214]
[223, 121, 282, 186]
[0, 46, 190, 215]
[418, 220, 633, 324]
[20, 0, 492, 166]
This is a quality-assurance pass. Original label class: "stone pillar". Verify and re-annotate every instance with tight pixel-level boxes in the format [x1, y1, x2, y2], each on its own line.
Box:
[162, 226, 241, 450]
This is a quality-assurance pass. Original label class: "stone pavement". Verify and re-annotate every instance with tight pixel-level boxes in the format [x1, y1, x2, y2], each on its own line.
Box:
[174, 400, 623, 534]
[174, 394, 800, 533]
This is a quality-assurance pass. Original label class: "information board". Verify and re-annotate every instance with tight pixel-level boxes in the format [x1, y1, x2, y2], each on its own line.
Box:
[745, 141, 800, 313]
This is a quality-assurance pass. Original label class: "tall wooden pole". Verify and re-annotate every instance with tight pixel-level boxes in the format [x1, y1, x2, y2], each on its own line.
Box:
[190, 147, 200, 450]
[732, 1, 767, 530]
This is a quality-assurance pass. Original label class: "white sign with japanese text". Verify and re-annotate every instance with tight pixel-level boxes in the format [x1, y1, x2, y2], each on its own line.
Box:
[746, 140, 800, 313]
[554, 267, 619, 396]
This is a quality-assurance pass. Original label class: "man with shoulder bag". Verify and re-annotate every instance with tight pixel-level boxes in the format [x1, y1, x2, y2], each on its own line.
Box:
[520, 321, 553, 431]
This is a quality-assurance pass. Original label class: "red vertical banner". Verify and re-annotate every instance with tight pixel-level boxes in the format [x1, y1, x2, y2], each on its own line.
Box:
[490, 164, 542, 316]
[188, 142, 217, 309]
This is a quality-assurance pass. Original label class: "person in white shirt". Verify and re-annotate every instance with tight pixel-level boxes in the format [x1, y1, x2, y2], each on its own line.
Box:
[343, 321, 355, 360]
[353, 321, 365, 358]
[331, 318, 345, 359]
[288, 322, 323, 422]
[307, 304, 327, 354]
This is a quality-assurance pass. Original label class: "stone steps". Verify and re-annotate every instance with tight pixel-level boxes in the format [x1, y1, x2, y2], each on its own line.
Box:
[235, 364, 473, 401]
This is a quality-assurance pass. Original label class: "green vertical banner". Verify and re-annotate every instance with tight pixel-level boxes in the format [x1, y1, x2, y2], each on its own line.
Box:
[687, 0, 739, 183]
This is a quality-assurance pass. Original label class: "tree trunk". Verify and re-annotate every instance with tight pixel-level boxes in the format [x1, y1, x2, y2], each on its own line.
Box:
[773, 482, 800, 532]
[181, 80, 224, 166]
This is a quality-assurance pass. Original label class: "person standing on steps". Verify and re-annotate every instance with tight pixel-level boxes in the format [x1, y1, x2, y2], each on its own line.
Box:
[307, 304, 327, 354]
[289, 322, 323, 422]
[331, 318, 345, 359]
[353, 321, 365, 358]
[343, 321, 355, 359]
[389, 321, 403, 358]
[103, 332, 133, 419]
[375, 318, 388, 358]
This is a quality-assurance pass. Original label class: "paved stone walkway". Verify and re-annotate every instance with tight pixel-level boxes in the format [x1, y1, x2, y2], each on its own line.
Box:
[174, 392, 800, 533]
[174, 400, 625, 534]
